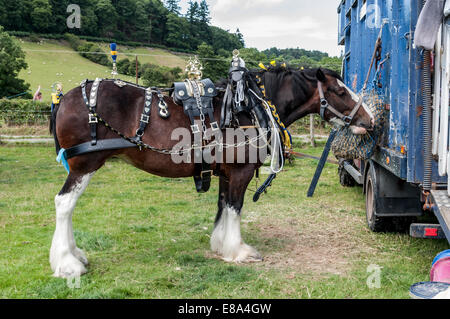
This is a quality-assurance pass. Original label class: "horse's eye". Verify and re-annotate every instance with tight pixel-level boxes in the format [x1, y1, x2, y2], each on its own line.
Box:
[337, 89, 346, 96]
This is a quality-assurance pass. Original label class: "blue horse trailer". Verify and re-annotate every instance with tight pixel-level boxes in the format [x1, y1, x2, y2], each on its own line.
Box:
[337, 0, 450, 244]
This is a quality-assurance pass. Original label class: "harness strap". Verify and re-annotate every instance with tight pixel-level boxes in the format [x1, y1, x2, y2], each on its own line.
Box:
[135, 88, 153, 141]
[81, 78, 102, 146]
[65, 138, 137, 160]
[317, 81, 363, 127]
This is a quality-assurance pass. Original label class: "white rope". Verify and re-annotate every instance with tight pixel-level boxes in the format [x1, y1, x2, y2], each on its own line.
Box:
[248, 89, 285, 174]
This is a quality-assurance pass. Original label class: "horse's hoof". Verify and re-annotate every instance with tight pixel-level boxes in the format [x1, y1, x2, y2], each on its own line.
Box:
[52, 254, 87, 278]
[73, 247, 89, 266]
[223, 244, 263, 264]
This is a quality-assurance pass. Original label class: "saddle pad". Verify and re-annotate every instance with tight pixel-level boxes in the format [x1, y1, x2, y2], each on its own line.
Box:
[173, 79, 217, 118]
[173, 78, 217, 103]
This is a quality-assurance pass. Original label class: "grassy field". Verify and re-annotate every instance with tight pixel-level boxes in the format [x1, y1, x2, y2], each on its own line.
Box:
[97, 44, 188, 69]
[0, 139, 447, 299]
[17, 39, 187, 102]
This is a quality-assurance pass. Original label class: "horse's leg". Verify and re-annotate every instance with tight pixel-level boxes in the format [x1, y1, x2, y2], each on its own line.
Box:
[50, 172, 95, 278]
[211, 166, 262, 263]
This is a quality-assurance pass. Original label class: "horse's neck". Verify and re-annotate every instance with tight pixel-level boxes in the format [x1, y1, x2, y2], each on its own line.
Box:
[270, 83, 318, 128]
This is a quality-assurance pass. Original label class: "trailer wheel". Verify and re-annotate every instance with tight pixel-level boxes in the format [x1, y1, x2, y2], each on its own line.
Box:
[338, 161, 356, 187]
[365, 163, 417, 232]
[365, 169, 388, 232]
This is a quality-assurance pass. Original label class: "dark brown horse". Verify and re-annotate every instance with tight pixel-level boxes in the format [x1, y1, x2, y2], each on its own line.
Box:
[49, 66, 373, 278]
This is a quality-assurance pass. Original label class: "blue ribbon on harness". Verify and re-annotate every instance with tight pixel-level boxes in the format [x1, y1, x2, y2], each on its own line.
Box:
[56, 148, 70, 174]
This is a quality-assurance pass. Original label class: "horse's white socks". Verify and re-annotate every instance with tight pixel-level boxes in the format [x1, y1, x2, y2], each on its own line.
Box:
[210, 206, 261, 263]
[50, 173, 94, 278]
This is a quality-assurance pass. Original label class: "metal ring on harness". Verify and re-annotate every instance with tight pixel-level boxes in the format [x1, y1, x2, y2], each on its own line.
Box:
[158, 100, 170, 118]
[317, 81, 363, 127]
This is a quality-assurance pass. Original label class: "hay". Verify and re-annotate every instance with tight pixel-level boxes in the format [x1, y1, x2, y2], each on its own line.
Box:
[331, 91, 386, 160]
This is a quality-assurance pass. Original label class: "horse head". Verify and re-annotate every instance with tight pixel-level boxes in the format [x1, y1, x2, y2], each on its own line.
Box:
[315, 68, 374, 135]
[253, 66, 374, 135]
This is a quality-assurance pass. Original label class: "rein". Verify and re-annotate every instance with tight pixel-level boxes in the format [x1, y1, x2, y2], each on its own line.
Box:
[317, 81, 363, 127]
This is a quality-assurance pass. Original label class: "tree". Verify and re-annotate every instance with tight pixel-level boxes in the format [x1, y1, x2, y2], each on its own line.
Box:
[238, 48, 268, 68]
[30, 0, 53, 32]
[196, 42, 228, 82]
[134, 1, 152, 42]
[210, 26, 243, 53]
[187, 1, 199, 23]
[165, 13, 190, 50]
[147, 0, 169, 44]
[112, 0, 137, 38]
[49, 0, 71, 34]
[0, 27, 30, 98]
[319, 56, 342, 74]
[198, 0, 210, 24]
[165, 0, 181, 15]
[291, 56, 319, 69]
[235, 28, 245, 47]
[94, 0, 118, 37]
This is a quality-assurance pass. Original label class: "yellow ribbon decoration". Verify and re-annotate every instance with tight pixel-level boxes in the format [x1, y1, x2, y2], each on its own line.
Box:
[259, 83, 292, 150]
[259, 63, 267, 70]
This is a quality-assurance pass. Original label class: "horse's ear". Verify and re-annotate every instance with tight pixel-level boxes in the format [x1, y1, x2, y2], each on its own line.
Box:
[316, 68, 327, 83]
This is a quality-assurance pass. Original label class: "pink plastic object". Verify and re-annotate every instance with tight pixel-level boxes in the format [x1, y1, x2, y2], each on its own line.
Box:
[430, 257, 450, 284]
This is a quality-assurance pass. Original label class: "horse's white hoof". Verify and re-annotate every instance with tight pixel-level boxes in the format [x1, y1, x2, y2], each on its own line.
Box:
[52, 254, 87, 278]
[223, 244, 263, 264]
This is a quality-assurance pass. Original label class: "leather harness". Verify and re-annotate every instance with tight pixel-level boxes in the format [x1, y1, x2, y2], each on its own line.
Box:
[67, 78, 223, 193]
[317, 81, 363, 127]
[173, 78, 219, 193]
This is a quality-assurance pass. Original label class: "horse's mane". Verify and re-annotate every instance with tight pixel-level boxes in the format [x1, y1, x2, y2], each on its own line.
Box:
[215, 64, 342, 103]
[251, 65, 342, 103]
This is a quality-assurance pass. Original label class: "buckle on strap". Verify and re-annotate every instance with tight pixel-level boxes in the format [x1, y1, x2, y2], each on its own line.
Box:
[210, 121, 220, 131]
[342, 116, 352, 126]
[140, 114, 150, 124]
[320, 99, 328, 119]
[89, 113, 98, 124]
[191, 124, 200, 134]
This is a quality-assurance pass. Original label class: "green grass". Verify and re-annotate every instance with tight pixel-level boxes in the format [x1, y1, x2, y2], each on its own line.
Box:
[0, 142, 447, 299]
[17, 39, 187, 102]
[98, 44, 188, 69]
[18, 39, 135, 102]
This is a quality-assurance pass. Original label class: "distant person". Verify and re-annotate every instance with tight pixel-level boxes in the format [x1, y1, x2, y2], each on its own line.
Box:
[33, 86, 42, 101]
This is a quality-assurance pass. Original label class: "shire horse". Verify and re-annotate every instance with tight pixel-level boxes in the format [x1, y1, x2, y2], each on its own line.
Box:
[49, 66, 373, 278]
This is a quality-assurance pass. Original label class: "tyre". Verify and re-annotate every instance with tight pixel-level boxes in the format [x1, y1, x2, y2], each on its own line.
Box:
[365, 164, 415, 233]
[338, 161, 356, 187]
[365, 168, 388, 232]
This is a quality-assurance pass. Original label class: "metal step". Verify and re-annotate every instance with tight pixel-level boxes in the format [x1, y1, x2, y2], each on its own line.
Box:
[430, 190, 450, 244]
[343, 161, 363, 185]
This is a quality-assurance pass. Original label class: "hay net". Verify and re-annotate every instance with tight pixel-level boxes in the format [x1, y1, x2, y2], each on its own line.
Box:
[331, 90, 386, 160]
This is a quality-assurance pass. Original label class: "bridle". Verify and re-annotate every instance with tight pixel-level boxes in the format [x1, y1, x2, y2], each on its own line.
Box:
[317, 81, 363, 127]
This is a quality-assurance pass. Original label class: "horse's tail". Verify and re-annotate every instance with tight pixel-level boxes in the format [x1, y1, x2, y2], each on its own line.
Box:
[49, 98, 62, 155]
